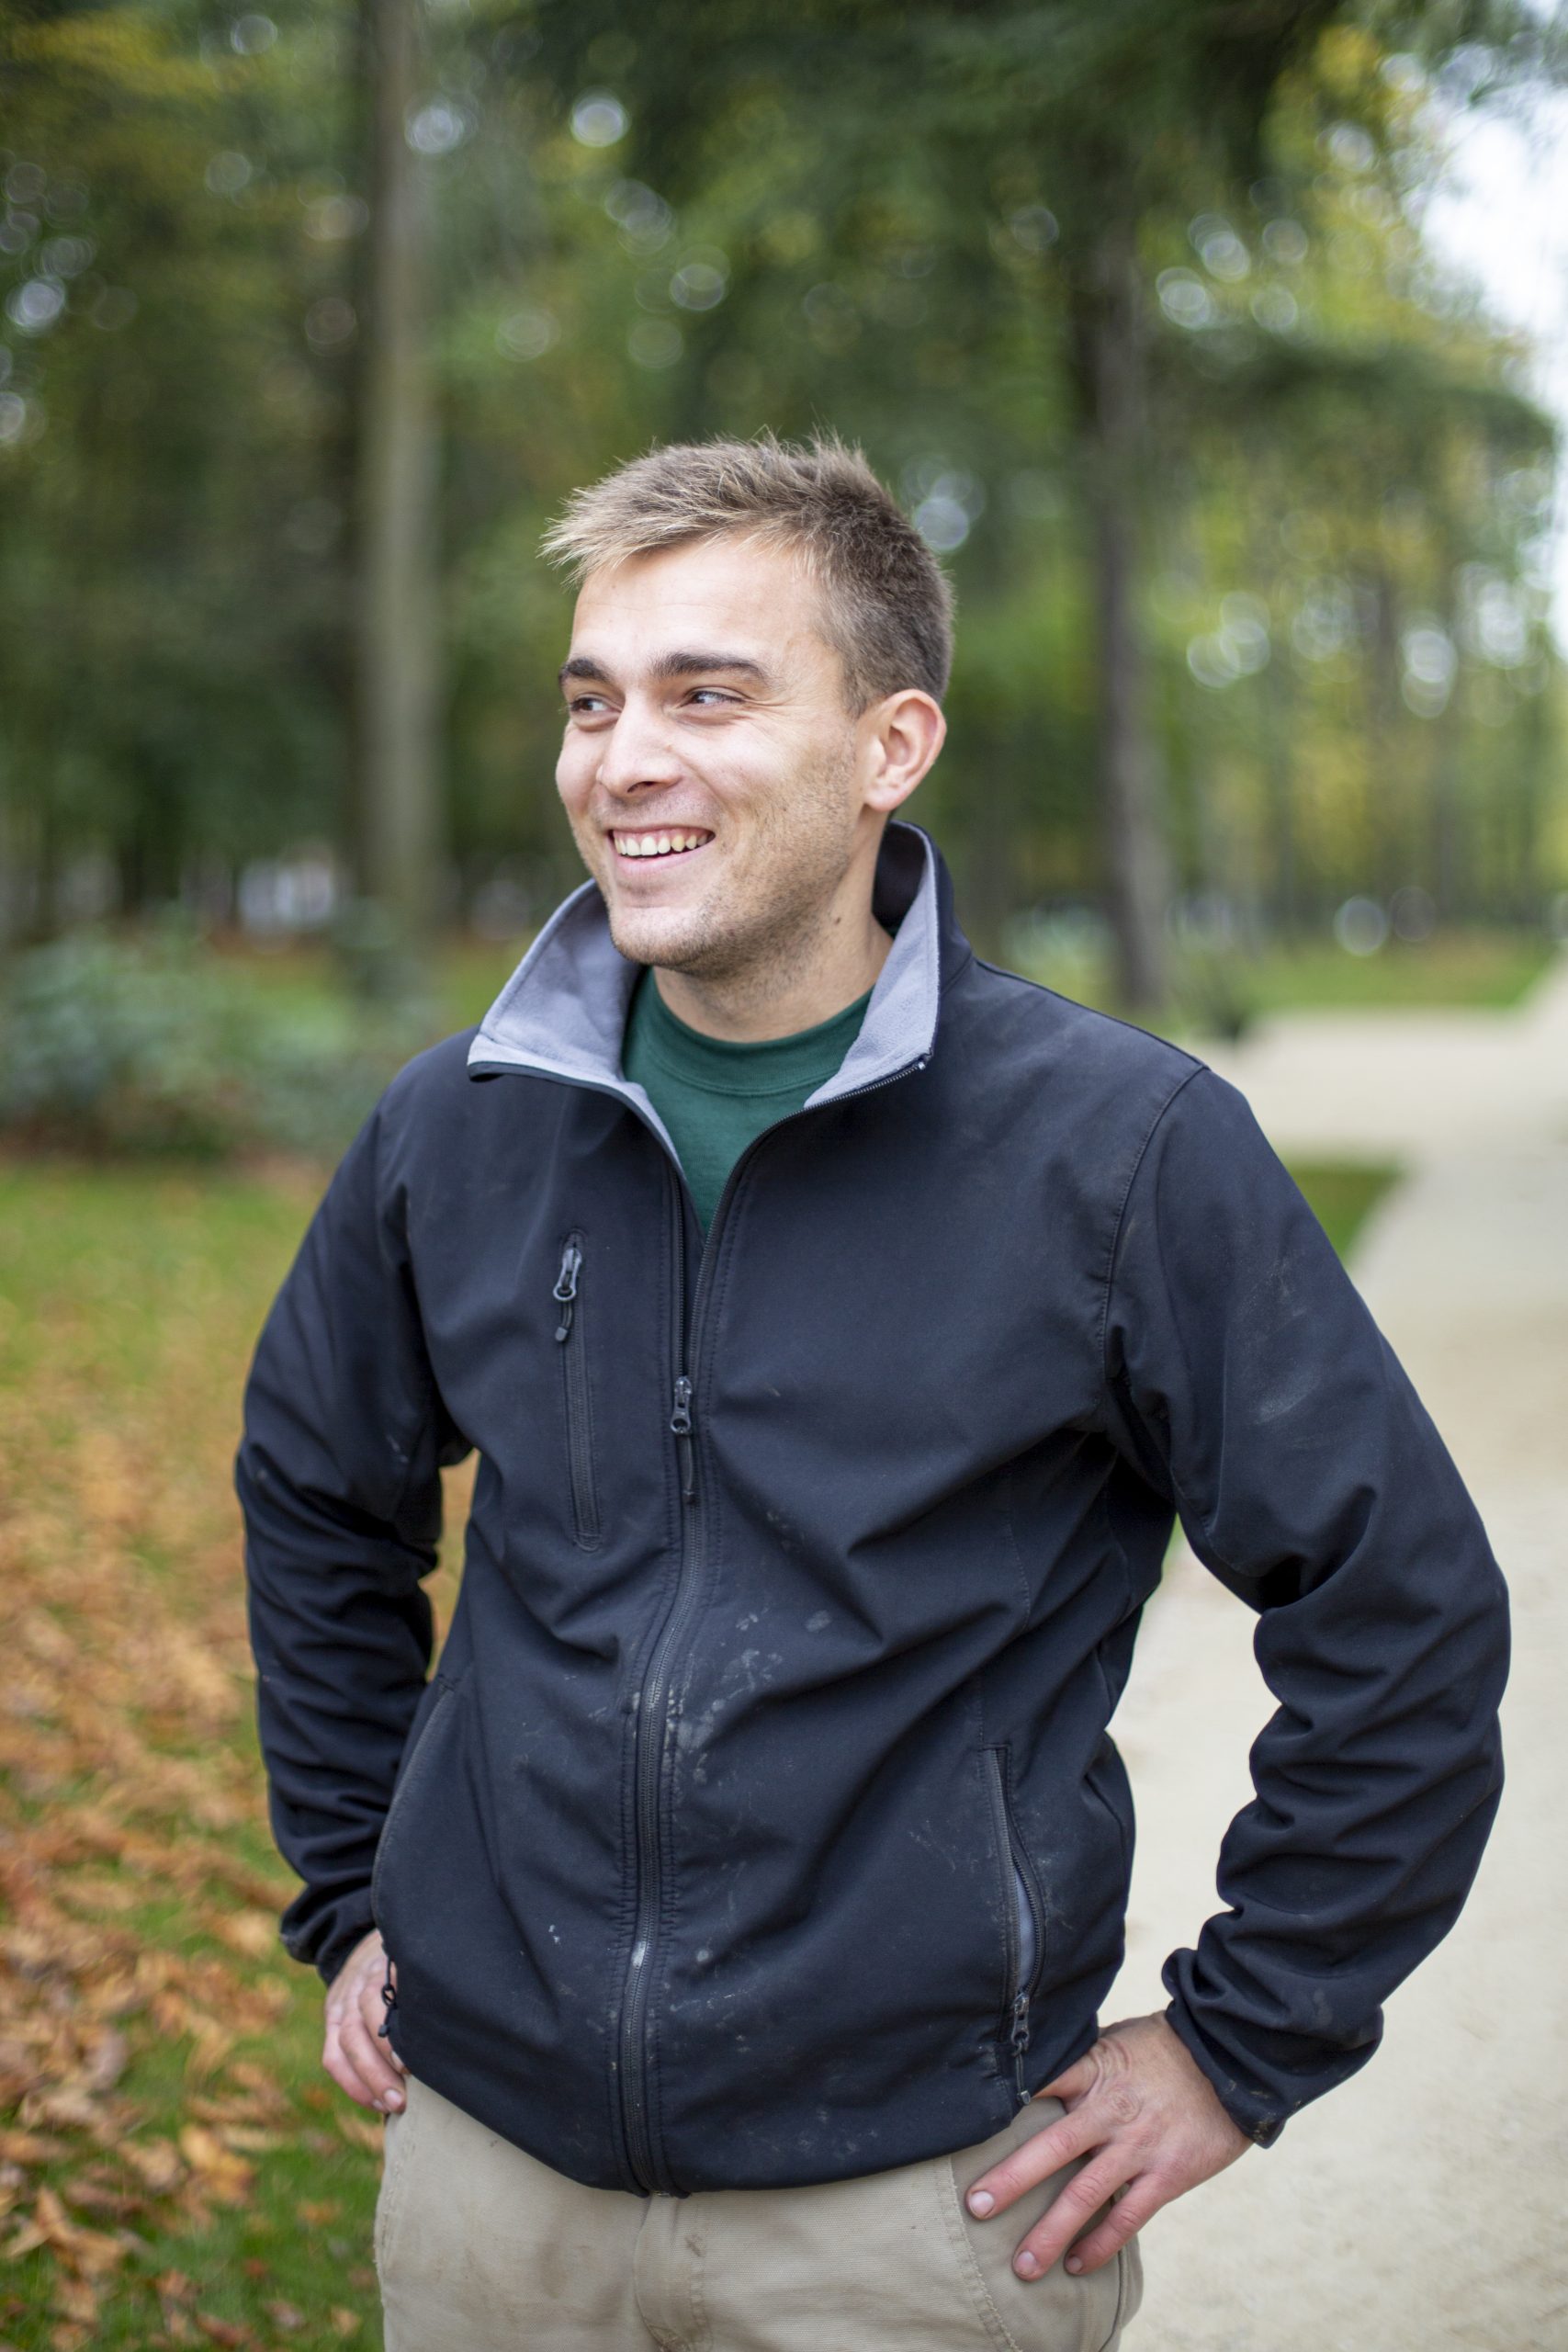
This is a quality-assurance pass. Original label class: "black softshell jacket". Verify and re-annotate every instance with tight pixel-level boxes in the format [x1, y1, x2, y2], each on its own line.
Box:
[236, 822, 1508, 2196]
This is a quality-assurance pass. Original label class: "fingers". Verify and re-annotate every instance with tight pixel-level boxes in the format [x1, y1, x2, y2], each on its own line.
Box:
[322, 1934, 406, 2113]
[1057, 2181, 1163, 2278]
[335, 1986, 406, 2111]
[964, 2105, 1098, 2218]
[1008, 2154, 1137, 2281]
[967, 2012, 1253, 2288]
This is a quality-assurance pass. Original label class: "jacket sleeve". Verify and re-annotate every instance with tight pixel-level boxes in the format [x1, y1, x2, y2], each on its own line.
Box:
[234, 1086, 469, 1986]
[1100, 1065, 1508, 2144]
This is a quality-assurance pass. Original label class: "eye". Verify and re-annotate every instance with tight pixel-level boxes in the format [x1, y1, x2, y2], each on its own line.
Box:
[687, 687, 739, 707]
[567, 694, 611, 717]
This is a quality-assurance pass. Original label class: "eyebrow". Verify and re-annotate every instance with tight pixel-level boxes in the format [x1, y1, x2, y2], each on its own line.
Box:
[558, 650, 773, 690]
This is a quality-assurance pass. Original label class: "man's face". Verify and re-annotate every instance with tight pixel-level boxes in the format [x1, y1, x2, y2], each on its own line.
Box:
[554, 535, 880, 978]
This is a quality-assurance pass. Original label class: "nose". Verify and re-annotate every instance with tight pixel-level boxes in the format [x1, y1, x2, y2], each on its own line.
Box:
[594, 693, 683, 797]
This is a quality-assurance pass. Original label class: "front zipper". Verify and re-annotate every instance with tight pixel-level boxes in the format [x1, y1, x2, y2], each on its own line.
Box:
[553, 1235, 602, 1549]
[982, 1746, 1048, 2109]
[611, 1049, 934, 2195]
[616, 1161, 697, 2193]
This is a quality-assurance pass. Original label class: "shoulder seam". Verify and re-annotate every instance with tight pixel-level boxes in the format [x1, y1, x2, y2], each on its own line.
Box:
[1095, 1065, 1254, 1587]
[1095, 1062, 1209, 1410]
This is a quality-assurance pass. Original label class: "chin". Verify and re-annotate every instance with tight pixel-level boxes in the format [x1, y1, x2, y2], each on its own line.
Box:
[604, 902, 711, 971]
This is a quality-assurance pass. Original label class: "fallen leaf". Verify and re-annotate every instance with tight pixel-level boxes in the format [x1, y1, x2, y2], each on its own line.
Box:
[214, 1913, 276, 1961]
[264, 2301, 305, 2332]
[329, 2311, 361, 2339]
[61, 2177, 141, 2219]
[177, 2125, 254, 2205]
[123, 2138, 184, 2193]
[51, 2275, 97, 2324]
[34, 2187, 71, 2238]
[226, 2060, 285, 2109]
[332, 2112, 383, 2155]
[0, 2131, 70, 2164]
[81, 2028, 130, 2091]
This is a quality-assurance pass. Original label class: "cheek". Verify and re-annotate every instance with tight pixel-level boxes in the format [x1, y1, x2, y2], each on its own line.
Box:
[556, 741, 595, 815]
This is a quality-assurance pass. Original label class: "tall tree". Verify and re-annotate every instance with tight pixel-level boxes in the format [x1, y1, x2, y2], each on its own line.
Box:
[352, 0, 443, 930]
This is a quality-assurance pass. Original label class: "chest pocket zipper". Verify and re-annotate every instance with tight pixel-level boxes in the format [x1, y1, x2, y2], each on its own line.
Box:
[982, 1745, 1048, 2108]
[553, 1234, 602, 1550]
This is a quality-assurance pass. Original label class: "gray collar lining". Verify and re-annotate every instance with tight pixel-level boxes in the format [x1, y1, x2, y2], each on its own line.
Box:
[466, 820, 942, 1154]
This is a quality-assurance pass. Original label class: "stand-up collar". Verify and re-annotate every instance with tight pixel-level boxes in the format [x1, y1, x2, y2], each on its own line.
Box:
[467, 820, 952, 1153]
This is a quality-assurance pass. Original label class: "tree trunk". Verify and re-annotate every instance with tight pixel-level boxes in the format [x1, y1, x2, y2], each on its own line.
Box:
[1367, 571, 1405, 904]
[1513, 684, 1548, 924]
[352, 0, 443, 931]
[1072, 217, 1172, 1012]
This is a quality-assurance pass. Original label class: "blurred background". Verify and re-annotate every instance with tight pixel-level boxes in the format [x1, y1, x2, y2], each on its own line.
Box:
[2, 4, 1567, 2348]
[3, 0, 1567, 1153]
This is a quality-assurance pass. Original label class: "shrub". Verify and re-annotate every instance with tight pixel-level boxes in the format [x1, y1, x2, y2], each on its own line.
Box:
[0, 926, 415, 1159]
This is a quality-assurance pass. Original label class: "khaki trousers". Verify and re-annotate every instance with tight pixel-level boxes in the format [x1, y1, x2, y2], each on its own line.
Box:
[376, 2072, 1143, 2352]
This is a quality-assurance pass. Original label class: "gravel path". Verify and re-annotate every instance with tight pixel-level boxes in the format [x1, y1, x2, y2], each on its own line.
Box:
[1103, 953, 1568, 2351]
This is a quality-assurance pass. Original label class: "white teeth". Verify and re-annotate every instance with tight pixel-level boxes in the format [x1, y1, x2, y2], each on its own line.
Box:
[615, 829, 709, 857]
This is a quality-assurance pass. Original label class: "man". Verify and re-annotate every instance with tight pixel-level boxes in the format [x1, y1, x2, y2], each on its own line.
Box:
[237, 433, 1508, 2351]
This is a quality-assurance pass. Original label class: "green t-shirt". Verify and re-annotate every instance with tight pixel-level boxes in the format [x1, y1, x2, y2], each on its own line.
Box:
[622, 967, 873, 1231]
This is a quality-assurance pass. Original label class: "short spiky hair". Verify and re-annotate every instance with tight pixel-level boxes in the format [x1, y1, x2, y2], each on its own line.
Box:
[540, 431, 954, 711]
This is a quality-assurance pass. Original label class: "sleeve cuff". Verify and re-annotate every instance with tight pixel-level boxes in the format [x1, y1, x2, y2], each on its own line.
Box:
[279, 1888, 378, 1988]
[1161, 1987, 1286, 2148]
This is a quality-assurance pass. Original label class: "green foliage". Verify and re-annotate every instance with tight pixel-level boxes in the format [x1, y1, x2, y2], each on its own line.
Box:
[0, 0, 1563, 947]
[0, 927, 407, 1157]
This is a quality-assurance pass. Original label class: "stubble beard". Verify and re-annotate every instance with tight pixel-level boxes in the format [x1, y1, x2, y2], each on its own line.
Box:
[599, 740, 863, 1012]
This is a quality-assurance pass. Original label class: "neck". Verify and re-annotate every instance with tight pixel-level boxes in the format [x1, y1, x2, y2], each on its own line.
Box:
[651, 880, 892, 1044]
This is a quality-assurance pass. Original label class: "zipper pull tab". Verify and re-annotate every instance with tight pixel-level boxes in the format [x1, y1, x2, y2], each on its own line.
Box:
[670, 1375, 696, 1503]
[553, 1240, 581, 1342]
[1009, 1987, 1032, 2105]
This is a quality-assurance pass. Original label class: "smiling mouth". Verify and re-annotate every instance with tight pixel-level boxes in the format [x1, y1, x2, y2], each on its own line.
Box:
[610, 828, 715, 862]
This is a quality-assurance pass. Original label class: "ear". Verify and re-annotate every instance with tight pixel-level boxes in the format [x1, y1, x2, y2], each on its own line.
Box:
[860, 689, 946, 815]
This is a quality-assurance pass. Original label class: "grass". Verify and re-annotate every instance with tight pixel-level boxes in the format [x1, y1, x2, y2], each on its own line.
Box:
[0, 1145, 1395, 2346]
[1209, 932, 1555, 1014]
[207, 922, 1560, 1046]
[1012, 926, 1558, 1033]
[0, 1163, 466, 2352]
[1286, 1160, 1402, 1260]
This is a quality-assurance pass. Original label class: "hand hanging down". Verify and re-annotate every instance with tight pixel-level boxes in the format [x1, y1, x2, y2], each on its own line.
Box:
[962, 2011, 1250, 2281]
[323, 1927, 409, 2116]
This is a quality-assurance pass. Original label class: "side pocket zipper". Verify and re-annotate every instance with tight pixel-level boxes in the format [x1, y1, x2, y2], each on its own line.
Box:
[982, 1746, 1048, 2109]
[553, 1234, 602, 1549]
[377, 1944, 398, 2038]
